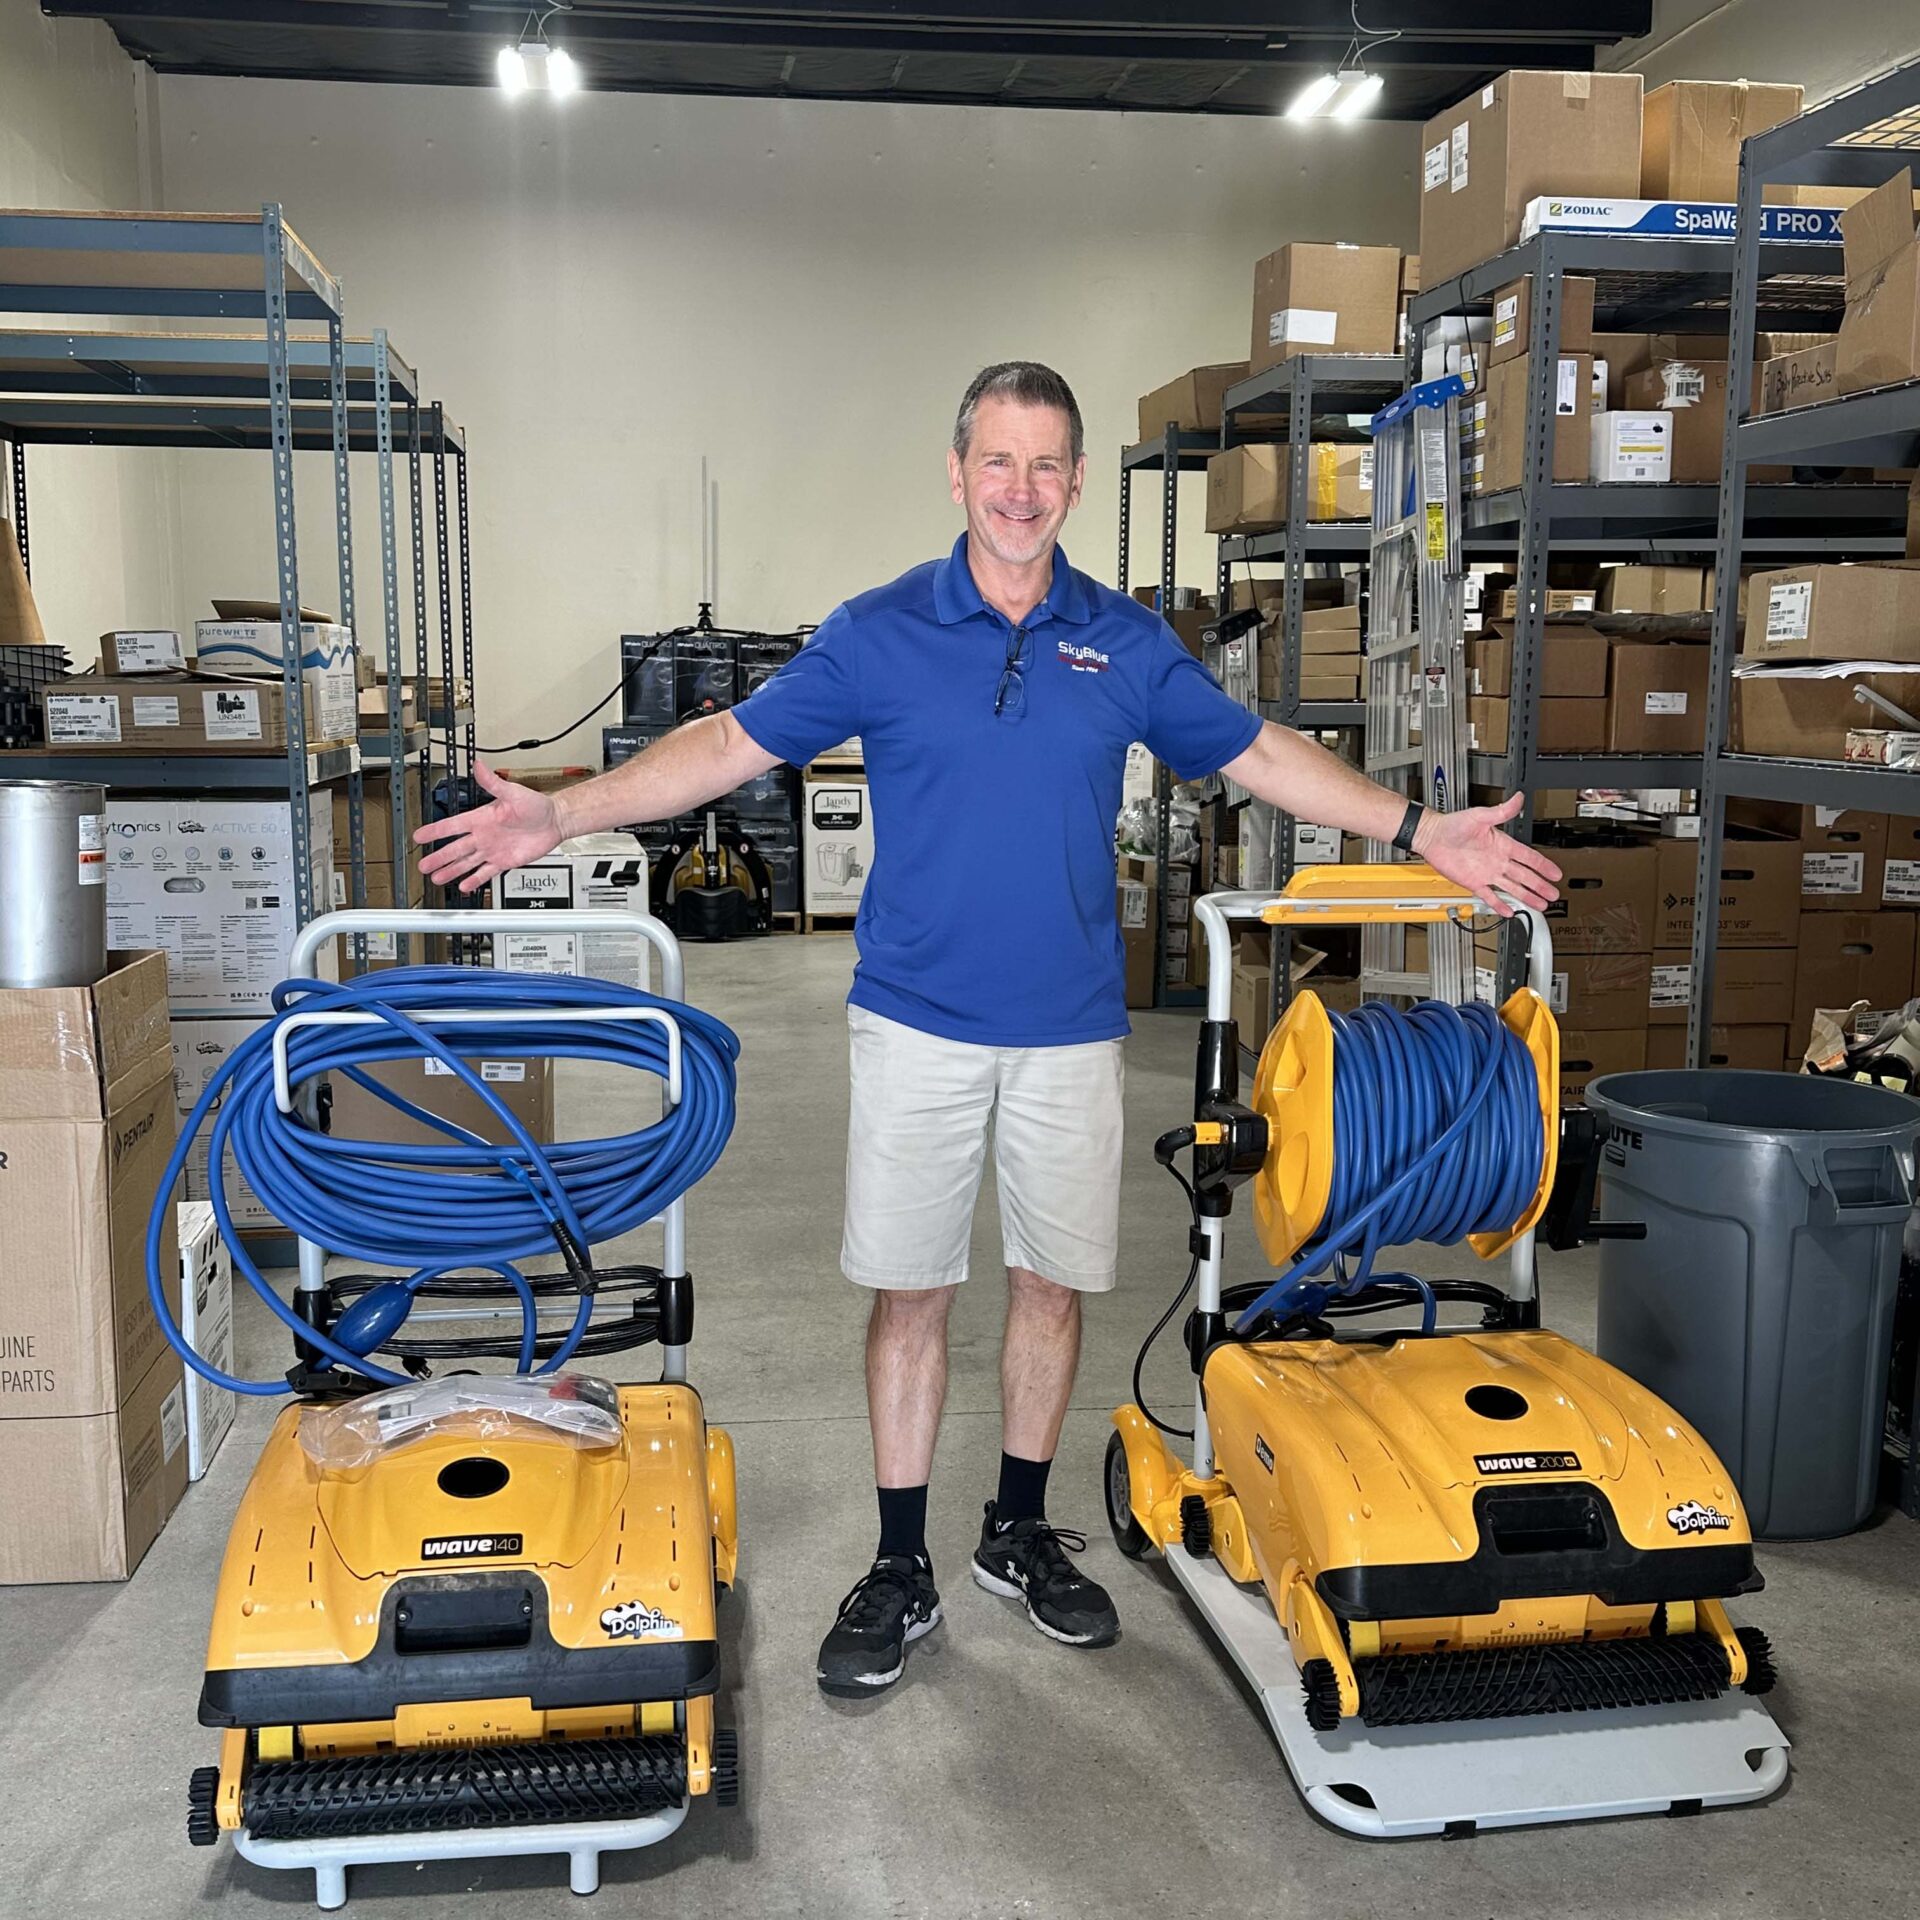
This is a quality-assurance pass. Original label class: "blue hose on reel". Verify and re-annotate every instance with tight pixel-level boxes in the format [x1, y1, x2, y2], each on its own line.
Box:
[144, 965, 741, 1397]
[1231, 999, 1542, 1336]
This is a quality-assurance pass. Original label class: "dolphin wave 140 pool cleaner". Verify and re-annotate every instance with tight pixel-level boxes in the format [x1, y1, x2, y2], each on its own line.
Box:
[1106, 867, 1790, 1837]
[148, 907, 743, 1907]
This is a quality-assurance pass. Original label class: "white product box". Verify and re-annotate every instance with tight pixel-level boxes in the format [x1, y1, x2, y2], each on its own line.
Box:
[487, 833, 652, 988]
[803, 775, 872, 913]
[107, 793, 335, 1013]
[170, 1018, 277, 1229]
[1292, 822, 1341, 866]
[193, 620, 359, 744]
[176, 1200, 235, 1481]
[1590, 411, 1673, 484]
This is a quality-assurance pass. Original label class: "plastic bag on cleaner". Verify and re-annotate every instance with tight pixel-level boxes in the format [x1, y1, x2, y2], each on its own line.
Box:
[299, 1372, 626, 1469]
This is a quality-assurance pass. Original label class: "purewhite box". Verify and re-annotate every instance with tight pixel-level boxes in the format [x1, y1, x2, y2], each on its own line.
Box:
[175, 1200, 234, 1481]
[1590, 410, 1673, 483]
[487, 833, 652, 988]
[170, 1018, 276, 1228]
[106, 793, 334, 1013]
[803, 775, 872, 913]
[193, 621, 358, 744]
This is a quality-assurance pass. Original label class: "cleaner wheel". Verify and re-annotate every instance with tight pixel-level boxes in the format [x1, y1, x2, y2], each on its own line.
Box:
[712, 1728, 741, 1808]
[1735, 1626, 1777, 1696]
[1179, 1494, 1212, 1559]
[187, 1766, 220, 1847]
[1104, 1431, 1152, 1560]
[1300, 1659, 1344, 1734]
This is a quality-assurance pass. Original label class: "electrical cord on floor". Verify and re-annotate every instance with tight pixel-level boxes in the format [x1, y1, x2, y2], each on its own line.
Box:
[144, 965, 740, 1396]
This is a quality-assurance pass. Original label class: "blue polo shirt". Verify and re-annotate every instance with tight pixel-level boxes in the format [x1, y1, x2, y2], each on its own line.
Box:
[734, 535, 1262, 1046]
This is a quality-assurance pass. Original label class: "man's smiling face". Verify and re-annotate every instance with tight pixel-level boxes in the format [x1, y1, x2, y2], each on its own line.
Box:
[947, 394, 1084, 570]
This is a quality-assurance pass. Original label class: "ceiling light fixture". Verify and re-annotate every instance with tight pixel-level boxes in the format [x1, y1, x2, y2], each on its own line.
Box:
[1284, 3, 1397, 121]
[498, 2, 579, 98]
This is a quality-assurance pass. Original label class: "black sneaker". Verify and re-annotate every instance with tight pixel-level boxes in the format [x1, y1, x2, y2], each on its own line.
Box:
[971, 1502, 1120, 1648]
[816, 1553, 942, 1697]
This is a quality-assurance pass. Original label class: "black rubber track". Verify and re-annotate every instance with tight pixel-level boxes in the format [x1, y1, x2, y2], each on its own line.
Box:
[1355, 1632, 1730, 1728]
[245, 1737, 687, 1840]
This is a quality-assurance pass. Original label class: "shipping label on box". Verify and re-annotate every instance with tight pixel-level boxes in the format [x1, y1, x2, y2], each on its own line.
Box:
[100, 630, 185, 674]
[1591, 410, 1673, 483]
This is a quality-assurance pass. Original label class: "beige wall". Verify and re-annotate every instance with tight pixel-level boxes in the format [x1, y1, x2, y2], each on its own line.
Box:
[0, 0, 182, 650]
[156, 77, 1419, 759]
[1608, 0, 1919, 101]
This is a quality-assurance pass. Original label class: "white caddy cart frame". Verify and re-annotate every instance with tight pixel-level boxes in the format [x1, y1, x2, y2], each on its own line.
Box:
[1162, 887, 1790, 1838]
[236, 906, 702, 1908]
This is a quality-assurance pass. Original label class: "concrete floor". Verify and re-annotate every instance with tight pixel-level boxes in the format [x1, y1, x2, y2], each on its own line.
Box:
[4, 931, 1917, 1919]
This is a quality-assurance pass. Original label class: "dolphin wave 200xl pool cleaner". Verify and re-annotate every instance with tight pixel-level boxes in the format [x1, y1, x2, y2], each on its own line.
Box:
[1106, 867, 1790, 1837]
[150, 908, 743, 1908]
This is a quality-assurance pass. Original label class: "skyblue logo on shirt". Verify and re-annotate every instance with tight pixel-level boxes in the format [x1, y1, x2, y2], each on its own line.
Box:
[1057, 639, 1110, 674]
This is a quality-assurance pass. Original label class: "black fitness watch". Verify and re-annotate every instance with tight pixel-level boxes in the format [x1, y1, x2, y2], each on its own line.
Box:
[1392, 798, 1426, 855]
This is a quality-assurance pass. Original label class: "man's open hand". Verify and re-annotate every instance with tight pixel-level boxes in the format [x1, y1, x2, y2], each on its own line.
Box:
[413, 761, 563, 895]
[1416, 794, 1561, 916]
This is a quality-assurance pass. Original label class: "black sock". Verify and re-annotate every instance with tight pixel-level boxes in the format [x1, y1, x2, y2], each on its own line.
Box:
[877, 1484, 929, 1563]
[995, 1451, 1051, 1527]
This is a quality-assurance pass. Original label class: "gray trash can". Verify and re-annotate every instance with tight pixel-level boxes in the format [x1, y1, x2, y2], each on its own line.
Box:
[1585, 1070, 1919, 1541]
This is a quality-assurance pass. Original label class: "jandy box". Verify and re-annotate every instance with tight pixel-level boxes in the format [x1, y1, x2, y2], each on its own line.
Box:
[1836, 169, 1920, 396]
[1743, 564, 1920, 664]
[1540, 839, 1659, 954]
[1465, 353, 1592, 493]
[1640, 81, 1803, 202]
[1488, 274, 1596, 364]
[1655, 833, 1803, 948]
[1604, 642, 1711, 752]
[1559, 1027, 1647, 1107]
[1137, 363, 1249, 440]
[488, 833, 651, 989]
[1759, 341, 1837, 415]
[1204, 443, 1372, 533]
[1598, 564, 1707, 615]
[1248, 243, 1399, 375]
[1467, 626, 1610, 699]
[1737, 662, 1920, 758]
[1792, 912, 1918, 1036]
[1800, 806, 1889, 911]
[1469, 696, 1604, 754]
[1646, 1025, 1791, 1073]
[1622, 360, 1731, 484]
[803, 773, 872, 914]
[1648, 947, 1797, 1027]
[1418, 70, 1644, 286]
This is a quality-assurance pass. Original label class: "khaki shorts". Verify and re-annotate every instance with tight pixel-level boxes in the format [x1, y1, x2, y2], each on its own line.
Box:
[841, 1005, 1124, 1293]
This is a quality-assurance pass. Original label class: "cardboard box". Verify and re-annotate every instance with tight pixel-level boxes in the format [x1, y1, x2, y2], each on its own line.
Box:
[1299, 603, 1362, 646]
[42, 669, 349, 755]
[1791, 911, 1917, 1035]
[1231, 958, 1273, 1052]
[1542, 840, 1659, 954]
[175, 1199, 233, 1483]
[1465, 353, 1592, 493]
[0, 1341, 188, 1585]
[1640, 81, 1804, 202]
[1418, 70, 1644, 286]
[1800, 806, 1889, 911]
[1837, 169, 1920, 395]
[1620, 360, 1730, 484]
[803, 774, 872, 914]
[1591, 411, 1673, 484]
[1656, 834, 1803, 948]
[1884, 815, 1920, 905]
[1205, 443, 1373, 533]
[1559, 1027, 1647, 1107]
[169, 1016, 277, 1228]
[1737, 662, 1920, 758]
[1598, 564, 1708, 615]
[1540, 949, 1655, 1029]
[487, 834, 652, 988]
[1605, 642, 1711, 752]
[193, 620, 359, 745]
[1483, 586, 1597, 621]
[1468, 626, 1610, 698]
[1645, 1025, 1791, 1073]
[1470, 695, 1605, 754]
[1137, 363, 1248, 440]
[332, 766, 426, 865]
[99, 629, 185, 675]
[1759, 341, 1838, 415]
[1744, 563, 1920, 664]
[324, 1053, 557, 1151]
[1489, 274, 1596, 364]
[1648, 947, 1797, 1026]
[330, 855, 424, 914]
[1118, 877, 1154, 1009]
[1249, 243, 1400, 374]
[105, 792, 335, 1014]
[0, 951, 180, 1422]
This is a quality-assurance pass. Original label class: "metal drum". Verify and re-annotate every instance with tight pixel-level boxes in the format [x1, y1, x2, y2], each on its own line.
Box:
[0, 780, 108, 988]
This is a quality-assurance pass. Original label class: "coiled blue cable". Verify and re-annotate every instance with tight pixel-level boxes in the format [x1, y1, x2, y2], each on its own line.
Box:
[144, 965, 740, 1397]
[1231, 999, 1542, 1335]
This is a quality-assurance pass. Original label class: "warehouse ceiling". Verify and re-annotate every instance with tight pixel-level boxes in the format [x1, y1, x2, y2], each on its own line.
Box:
[47, 2, 1654, 120]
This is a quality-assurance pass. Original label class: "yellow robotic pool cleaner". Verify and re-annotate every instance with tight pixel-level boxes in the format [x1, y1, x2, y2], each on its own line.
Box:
[1107, 867, 1790, 1836]
[147, 908, 742, 1907]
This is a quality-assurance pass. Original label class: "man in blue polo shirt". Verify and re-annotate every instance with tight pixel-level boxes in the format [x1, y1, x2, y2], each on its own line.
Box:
[417, 361, 1560, 1700]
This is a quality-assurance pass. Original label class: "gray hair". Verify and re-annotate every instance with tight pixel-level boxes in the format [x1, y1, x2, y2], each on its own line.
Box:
[952, 362, 1085, 466]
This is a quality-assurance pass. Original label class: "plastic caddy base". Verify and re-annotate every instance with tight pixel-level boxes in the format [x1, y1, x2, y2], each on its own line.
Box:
[234, 1801, 689, 1909]
[1164, 1550, 1790, 1837]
